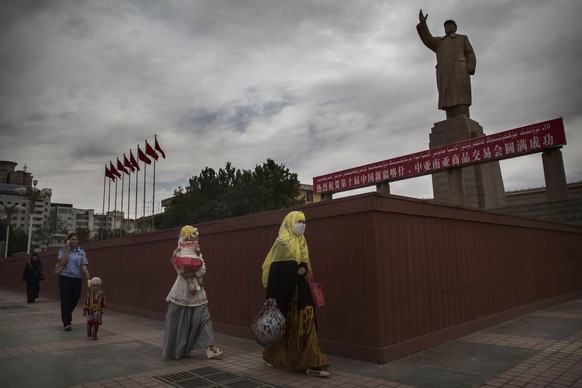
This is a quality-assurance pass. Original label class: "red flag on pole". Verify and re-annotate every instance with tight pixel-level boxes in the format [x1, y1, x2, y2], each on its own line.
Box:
[145, 140, 158, 161]
[130, 149, 140, 171]
[123, 154, 135, 173]
[138, 145, 152, 165]
[105, 165, 115, 181]
[154, 136, 166, 159]
[110, 161, 122, 178]
[117, 157, 129, 175]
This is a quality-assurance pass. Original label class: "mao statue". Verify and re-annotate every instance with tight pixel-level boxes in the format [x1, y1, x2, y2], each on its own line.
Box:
[416, 9, 476, 118]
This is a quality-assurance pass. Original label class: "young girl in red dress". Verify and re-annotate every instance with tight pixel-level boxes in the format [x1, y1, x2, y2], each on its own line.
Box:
[83, 277, 106, 340]
[171, 225, 204, 294]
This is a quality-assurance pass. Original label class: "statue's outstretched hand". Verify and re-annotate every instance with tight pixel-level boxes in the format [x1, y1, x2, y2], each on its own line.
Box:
[419, 9, 428, 23]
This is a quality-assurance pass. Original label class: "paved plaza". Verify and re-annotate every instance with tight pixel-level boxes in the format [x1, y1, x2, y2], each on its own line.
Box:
[1, 288, 581, 387]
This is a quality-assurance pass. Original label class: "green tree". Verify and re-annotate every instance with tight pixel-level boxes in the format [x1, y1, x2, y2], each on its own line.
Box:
[160, 159, 301, 228]
[33, 223, 52, 251]
[91, 226, 111, 242]
[33, 213, 69, 251]
[7, 227, 28, 256]
[252, 158, 304, 211]
[76, 227, 91, 244]
[46, 212, 68, 234]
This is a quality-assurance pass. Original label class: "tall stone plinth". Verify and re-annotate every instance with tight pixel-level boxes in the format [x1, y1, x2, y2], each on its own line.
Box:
[542, 148, 568, 201]
[429, 116, 506, 209]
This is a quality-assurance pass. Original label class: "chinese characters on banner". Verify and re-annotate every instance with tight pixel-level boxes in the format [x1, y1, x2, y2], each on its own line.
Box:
[313, 118, 566, 195]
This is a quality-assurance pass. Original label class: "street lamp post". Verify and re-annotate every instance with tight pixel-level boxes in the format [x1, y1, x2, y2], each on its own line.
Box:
[0, 204, 21, 258]
[15, 180, 52, 254]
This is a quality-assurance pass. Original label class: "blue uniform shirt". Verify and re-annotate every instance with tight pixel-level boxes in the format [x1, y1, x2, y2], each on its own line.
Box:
[57, 247, 89, 278]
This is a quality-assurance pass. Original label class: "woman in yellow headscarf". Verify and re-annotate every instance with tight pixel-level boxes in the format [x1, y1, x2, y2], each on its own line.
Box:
[261, 211, 330, 377]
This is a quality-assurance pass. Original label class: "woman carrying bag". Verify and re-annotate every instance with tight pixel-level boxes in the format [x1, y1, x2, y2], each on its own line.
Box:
[260, 210, 330, 377]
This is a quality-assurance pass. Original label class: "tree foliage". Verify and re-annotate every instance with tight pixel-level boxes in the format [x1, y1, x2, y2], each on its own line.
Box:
[160, 159, 302, 228]
[75, 227, 91, 244]
[0, 226, 28, 256]
[34, 213, 69, 251]
[91, 226, 128, 242]
[11, 228, 28, 255]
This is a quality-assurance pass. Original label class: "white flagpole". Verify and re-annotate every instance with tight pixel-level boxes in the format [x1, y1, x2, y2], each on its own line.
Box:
[119, 173, 125, 237]
[127, 166, 131, 234]
[119, 162, 124, 237]
[135, 149, 139, 233]
[107, 168, 112, 239]
[142, 143, 147, 231]
[152, 157, 156, 229]
[102, 165, 106, 240]
[114, 176, 118, 236]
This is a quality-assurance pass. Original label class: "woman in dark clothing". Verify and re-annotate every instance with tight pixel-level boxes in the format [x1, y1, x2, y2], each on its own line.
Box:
[261, 210, 330, 377]
[22, 253, 44, 303]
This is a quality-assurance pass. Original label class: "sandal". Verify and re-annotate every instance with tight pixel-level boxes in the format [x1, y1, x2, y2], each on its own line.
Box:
[206, 346, 223, 359]
[306, 367, 330, 377]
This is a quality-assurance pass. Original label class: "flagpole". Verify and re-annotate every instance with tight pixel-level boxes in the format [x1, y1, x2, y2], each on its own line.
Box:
[116, 158, 125, 237]
[143, 142, 147, 231]
[123, 153, 132, 235]
[152, 156, 156, 229]
[127, 168, 131, 234]
[107, 168, 112, 239]
[102, 165, 106, 240]
[114, 176, 118, 236]
[135, 163, 139, 232]
[120, 171, 124, 236]
[135, 148, 139, 233]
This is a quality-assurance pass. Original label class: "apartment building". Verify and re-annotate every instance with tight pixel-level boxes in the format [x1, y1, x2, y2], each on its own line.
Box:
[0, 161, 51, 236]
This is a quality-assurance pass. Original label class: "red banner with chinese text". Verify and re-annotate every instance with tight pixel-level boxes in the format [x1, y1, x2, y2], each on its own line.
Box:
[313, 117, 566, 194]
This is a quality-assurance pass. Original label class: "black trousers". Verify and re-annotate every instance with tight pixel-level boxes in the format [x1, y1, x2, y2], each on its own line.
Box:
[26, 280, 40, 303]
[59, 276, 83, 326]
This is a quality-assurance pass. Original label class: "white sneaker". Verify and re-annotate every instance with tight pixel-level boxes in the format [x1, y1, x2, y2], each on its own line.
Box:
[206, 346, 223, 359]
[306, 368, 330, 377]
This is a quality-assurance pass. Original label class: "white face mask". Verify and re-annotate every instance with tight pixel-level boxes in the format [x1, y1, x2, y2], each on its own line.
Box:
[293, 222, 306, 236]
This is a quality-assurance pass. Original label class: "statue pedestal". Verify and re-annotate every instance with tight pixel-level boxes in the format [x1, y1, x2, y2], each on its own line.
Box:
[429, 116, 506, 209]
[542, 148, 568, 201]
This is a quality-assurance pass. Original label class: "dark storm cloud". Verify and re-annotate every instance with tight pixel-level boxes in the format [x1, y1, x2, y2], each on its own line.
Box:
[1, 0, 581, 211]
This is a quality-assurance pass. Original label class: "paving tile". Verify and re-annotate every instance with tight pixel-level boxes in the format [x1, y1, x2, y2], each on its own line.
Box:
[482, 315, 582, 340]
[1, 289, 582, 387]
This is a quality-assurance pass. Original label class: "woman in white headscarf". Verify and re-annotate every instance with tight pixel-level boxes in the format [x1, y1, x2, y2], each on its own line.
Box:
[162, 225, 223, 360]
[261, 211, 330, 377]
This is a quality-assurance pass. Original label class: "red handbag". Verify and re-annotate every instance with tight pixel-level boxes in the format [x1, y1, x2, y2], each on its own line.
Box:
[307, 271, 325, 307]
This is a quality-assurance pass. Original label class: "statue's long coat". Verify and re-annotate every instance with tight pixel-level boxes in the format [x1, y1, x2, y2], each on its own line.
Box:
[416, 22, 476, 110]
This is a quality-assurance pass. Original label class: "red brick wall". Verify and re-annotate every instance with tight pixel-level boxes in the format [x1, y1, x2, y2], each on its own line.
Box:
[1, 193, 581, 363]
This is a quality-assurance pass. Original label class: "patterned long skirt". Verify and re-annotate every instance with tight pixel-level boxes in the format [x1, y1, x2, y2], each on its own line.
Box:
[262, 290, 329, 371]
[162, 302, 216, 360]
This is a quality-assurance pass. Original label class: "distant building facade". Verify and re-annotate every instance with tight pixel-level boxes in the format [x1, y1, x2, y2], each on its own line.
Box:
[298, 183, 321, 203]
[0, 162, 111, 244]
[0, 161, 51, 238]
[51, 203, 75, 231]
[76, 208, 97, 238]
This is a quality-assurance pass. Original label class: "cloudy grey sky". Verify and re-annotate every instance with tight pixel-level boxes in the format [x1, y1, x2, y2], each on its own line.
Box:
[1, 0, 581, 216]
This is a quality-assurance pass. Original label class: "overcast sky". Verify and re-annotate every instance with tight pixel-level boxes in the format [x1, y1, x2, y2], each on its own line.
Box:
[1, 0, 581, 217]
